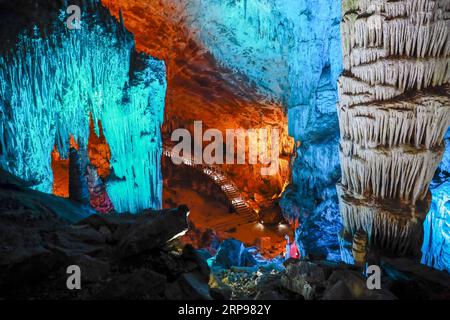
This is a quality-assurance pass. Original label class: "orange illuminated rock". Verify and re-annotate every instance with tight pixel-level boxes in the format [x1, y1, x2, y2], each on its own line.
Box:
[102, 0, 293, 202]
[51, 135, 79, 198]
[88, 117, 111, 179]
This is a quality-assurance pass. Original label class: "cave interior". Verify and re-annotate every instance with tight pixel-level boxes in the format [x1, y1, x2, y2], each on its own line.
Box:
[0, 0, 449, 300]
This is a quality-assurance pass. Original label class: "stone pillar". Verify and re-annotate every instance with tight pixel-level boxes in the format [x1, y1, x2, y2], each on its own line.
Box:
[69, 146, 90, 205]
[87, 165, 114, 214]
[337, 0, 450, 255]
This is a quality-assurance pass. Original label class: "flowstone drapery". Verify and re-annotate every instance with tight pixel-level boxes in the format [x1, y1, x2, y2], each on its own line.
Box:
[337, 0, 450, 255]
[0, 1, 166, 213]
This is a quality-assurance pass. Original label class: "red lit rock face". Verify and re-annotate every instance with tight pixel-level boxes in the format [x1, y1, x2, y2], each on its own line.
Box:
[102, 0, 293, 203]
[87, 164, 114, 214]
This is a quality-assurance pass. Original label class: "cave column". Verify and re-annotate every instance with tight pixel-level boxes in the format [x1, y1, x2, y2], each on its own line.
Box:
[69, 146, 90, 205]
[337, 0, 450, 255]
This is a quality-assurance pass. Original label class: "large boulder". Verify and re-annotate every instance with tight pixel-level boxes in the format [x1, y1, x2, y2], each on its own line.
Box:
[114, 206, 189, 260]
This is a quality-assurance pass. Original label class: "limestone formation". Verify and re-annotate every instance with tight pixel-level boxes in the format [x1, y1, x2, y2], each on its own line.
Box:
[337, 0, 450, 255]
[0, 1, 166, 213]
[352, 228, 369, 267]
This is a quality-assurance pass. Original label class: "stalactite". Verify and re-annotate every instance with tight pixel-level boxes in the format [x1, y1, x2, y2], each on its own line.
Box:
[337, 0, 450, 256]
[0, 1, 166, 213]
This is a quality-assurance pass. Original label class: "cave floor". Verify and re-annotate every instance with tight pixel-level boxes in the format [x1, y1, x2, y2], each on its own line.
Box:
[163, 186, 290, 258]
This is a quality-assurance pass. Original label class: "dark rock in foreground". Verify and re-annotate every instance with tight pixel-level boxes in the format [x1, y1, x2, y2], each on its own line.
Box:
[0, 169, 208, 300]
[2, 168, 450, 300]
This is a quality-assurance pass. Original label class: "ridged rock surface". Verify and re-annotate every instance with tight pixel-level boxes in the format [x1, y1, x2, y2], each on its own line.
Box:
[337, 0, 450, 255]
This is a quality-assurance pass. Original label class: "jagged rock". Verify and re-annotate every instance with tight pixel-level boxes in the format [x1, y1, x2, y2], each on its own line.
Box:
[421, 133, 450, 272]
[165, 269, 213, 300]
[210, 287, 233, 300]
[254, 272, 291, 300]
[0, 169, 207, 300]
[294, 197, 343, 260]
[207, 272, 234, 300]
[72, 255, 110, 284]
[211, 239, 257, 269]
[381, 257, 450, 299]
[322, 280, 353, 300]
[77, 214, 116, 232]
[177, 271, 213, 300]
[86, 165, 114, 214]
[281, 261, 326, 300]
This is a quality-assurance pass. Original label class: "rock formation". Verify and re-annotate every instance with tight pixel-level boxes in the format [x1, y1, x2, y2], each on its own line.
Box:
[352, 229, 368, 267]
[69, 147, 90, 205]
[174, 0, 344, 259]
[0, 0, 166, 213]
[102, 0, 293, 206]
[337, 0, 450, 255]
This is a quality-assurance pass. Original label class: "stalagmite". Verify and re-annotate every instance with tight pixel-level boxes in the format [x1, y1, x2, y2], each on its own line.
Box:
[68, 147, 90, 205]
[337, 0, 450, 255]
[352, 228, 369, 267]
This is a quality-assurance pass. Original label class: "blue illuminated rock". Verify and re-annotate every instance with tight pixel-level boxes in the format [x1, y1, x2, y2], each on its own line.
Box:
[422, 130, 450, 272]
[211, 238, 257, 269]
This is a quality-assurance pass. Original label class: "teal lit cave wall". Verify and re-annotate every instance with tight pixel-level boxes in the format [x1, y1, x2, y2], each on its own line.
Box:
[0, 0, 166, 214]
[281, 0, 343, 261]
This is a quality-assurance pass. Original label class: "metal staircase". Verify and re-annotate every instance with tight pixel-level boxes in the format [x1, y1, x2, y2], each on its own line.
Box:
[163, 146, 259, 231]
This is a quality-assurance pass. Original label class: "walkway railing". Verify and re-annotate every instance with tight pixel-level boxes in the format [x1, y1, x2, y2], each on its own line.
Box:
[163, 146, 259, 231]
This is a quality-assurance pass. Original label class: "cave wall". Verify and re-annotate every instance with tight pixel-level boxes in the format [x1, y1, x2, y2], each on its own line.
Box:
[179, 0, 344, 260]
[102, 0, 294, 205]
[0, 0, 166, 213]
[337, 0, 450, 255]
[422, 129, 450, 271]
